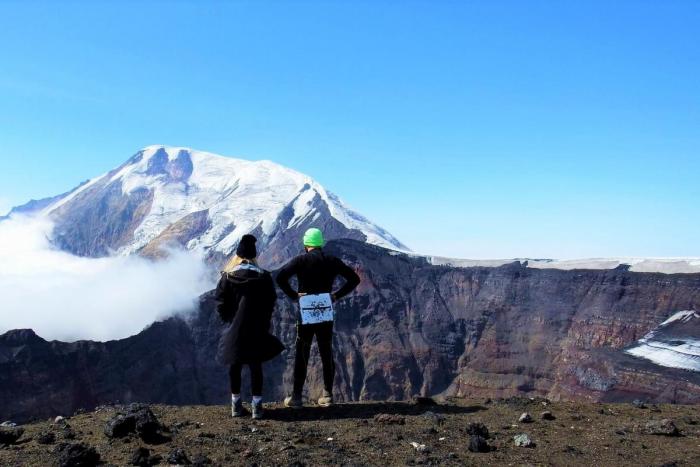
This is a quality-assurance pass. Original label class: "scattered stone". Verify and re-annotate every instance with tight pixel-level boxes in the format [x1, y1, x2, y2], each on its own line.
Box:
[191, 453, 212, 466]
[0, 426, 24, 445]
[54, 416, 66, 425]
[167, 447, 191, 465]
[409, 441, 429, 453]
[413, 396, 437, 406]
[644, 419, 680, 437]
[465, 422, 490, 438]
[130, 447, 152, 466]
[421, 411, 446, 424]
[563, 445, 583, 456]
[468, 435, 490, 453]
[36, 431, 56, 445]
[55, 442, 101, 467]
[632, 399, 647, 409]
[518, 412, 533, 423]
[541, 411, 556, 421]
[513, 433, 535, 448]
[374, 413, 406, 425]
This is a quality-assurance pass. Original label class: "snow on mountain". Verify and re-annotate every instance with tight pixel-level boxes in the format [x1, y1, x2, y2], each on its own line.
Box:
[427, 256, 700, 274]
[624, 310, 700, 372]
[26, 145, 407, 263]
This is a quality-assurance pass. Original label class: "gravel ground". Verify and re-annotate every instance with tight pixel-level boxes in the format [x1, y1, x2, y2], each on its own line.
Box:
[1, 397, 699, 466]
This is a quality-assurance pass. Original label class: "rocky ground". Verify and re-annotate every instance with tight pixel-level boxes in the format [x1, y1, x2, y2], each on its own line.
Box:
[1, 397, 699, 466]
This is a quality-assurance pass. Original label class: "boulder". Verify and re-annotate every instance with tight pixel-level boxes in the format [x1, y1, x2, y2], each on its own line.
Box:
[104, 404, 165, 442]
[0, 426, 24, 445]
[644, 419, 680, 437]
[541, 411, 556, 421]
[55, 442, 100, 467]
[465, 422, 490, 438]
[104, 414, 136, 439]
[468, 435, 490, 453]
[37, 431, 56, 445]
[518, 412, 533, 423]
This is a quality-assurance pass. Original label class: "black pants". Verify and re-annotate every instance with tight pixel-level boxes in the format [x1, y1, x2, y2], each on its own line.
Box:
[293, 322, 335, 395]
[230, 362, 263, 397]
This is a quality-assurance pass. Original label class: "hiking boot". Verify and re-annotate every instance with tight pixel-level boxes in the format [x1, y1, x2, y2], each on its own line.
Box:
[232, 398, 244, 417]
[318, 389, 333, 407]
[284, 394, 303, 408]
[251, 400, 264, 420]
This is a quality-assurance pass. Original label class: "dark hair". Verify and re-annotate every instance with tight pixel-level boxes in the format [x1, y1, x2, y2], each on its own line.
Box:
[236, 234, 257, 259]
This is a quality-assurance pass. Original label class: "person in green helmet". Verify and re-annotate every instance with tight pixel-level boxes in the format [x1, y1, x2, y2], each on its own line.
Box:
[276, 227, 361, 408]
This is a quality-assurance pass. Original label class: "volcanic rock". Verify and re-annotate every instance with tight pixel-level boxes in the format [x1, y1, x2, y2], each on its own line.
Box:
[167, 447, 191, 465]
[374, 414, 406, 425]
[513, 433, 535, 447]
[644, 419, 680, 436]
[468, 435, 491, 453]
[55, 442, 100, 467]
[465, 422, 490, 438]
[0, 426, 24, 445]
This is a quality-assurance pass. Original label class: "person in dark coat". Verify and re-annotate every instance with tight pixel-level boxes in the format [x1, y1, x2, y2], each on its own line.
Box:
[276, 227, 361, 408]
[215, 234, 284, 419]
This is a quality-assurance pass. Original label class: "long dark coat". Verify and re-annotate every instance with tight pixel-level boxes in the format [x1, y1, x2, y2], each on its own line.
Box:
[214, 262, 284, 365]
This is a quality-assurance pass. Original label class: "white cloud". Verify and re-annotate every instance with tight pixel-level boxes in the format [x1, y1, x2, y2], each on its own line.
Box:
[0, 215, 215, 342]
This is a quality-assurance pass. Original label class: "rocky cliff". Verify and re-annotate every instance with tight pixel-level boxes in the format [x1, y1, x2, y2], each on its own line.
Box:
[1, 240, 699, 423]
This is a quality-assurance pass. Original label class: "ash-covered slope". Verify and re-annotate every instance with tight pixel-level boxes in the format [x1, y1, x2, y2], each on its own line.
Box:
[9, 145, 406, 267]
[2, 240, 699, 423]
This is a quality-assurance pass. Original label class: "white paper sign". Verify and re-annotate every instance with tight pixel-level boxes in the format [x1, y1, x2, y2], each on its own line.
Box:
[299, 293, 334, 324]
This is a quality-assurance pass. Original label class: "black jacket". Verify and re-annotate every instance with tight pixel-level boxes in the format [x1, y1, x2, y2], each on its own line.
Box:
[214, 262, 284, 365]
[276, 248, 361, 301]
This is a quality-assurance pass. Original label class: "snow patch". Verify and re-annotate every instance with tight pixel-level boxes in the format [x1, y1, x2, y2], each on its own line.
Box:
[624, 310, 700, 372]
[427, 256, 700, 275]
[625, 339, 700, 372]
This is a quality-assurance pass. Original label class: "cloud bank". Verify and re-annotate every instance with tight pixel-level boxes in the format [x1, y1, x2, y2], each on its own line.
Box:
[0, 215, 215, 342]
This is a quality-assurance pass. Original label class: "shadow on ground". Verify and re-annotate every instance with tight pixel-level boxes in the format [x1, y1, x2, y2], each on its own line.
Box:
[263, 401, 487, 422]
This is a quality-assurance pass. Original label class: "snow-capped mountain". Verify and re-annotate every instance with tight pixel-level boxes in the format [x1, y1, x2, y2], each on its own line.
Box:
[625, 310, 700, 372]
[8, 145, 407, 267]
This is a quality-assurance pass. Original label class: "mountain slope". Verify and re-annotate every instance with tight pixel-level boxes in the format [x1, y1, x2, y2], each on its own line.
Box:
[19, 145, 407, 267]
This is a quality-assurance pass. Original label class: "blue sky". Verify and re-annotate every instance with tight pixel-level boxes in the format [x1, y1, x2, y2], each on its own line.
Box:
[1, 0, 698, 258]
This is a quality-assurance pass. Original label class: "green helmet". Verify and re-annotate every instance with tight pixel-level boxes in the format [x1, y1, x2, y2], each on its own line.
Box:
[303, 228, 325, 247]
